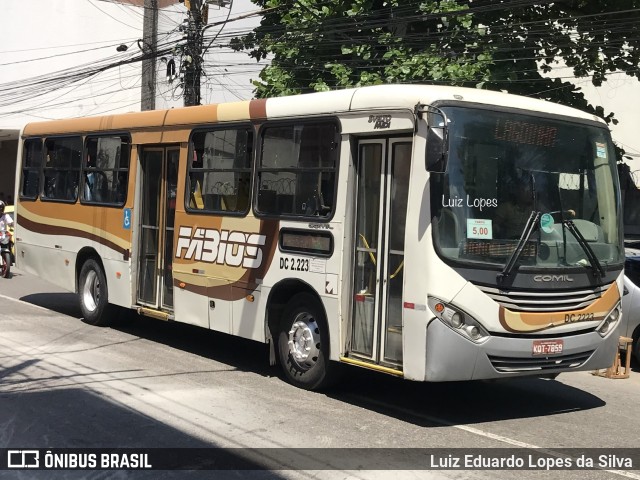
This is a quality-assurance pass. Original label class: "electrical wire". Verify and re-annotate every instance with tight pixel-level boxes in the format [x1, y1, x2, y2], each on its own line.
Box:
[87, 0, 142, 31]
[2, 0, 640, 121]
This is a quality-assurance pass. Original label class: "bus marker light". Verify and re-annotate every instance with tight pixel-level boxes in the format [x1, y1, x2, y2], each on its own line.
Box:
[179, 282, 186, 288]
[246, 294, 255, 302]
[434, 302, 445, 313]
[403, 302, 415, 309]
[116, 272, 121, 279]
[64, 259, 70, 266]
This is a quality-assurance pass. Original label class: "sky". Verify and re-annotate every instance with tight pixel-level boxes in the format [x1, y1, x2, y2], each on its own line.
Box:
[574, 72, 640, 168]
[0, 0, 263, 129]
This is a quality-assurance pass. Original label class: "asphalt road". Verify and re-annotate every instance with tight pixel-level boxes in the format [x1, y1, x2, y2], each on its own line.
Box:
[1, 268, 639, 480]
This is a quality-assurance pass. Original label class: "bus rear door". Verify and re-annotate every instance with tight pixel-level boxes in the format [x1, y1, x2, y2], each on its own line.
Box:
[137, 146, 179, 312]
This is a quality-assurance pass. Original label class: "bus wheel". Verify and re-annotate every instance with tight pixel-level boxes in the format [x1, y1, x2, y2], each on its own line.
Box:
[79, 259, 112, 326]
[278, 293, 333, 390]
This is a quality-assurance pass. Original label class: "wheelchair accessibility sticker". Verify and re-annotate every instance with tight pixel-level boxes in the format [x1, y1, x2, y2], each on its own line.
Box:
[123, 208, 131, 230]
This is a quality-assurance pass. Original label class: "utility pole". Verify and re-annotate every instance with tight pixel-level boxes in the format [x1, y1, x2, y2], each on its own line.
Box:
[141, 0, 158, 111]
[183, 0, 204, 106]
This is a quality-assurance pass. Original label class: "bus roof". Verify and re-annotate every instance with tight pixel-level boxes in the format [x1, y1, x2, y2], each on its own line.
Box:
[22, 84, 605, 136]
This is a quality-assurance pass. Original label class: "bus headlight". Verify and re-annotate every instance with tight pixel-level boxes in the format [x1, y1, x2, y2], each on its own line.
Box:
[428, 297, 489, 344]
[596, 303, 622, 337]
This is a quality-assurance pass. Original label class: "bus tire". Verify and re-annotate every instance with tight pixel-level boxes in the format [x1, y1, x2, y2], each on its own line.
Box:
[79, 259, 113, 326]
[1, 251, 10, 278]
[278, 293, 334, 390]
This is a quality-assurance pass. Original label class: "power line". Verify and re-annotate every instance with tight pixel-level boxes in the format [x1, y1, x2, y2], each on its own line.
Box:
[87, 0, 142, 30]
[3, 0, 640, 121]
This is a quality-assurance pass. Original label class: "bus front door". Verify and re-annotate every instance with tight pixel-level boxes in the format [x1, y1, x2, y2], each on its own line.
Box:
[137, 146, 179, 311]
[351, 138, 411, 368]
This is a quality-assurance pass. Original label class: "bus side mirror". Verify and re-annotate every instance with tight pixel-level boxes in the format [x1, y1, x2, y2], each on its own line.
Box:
[426, 125, 447, 172]
[414, 104, 449, 172]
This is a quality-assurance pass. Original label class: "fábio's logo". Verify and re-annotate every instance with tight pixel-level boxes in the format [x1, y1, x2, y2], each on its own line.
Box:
[175, 227, 266, 269]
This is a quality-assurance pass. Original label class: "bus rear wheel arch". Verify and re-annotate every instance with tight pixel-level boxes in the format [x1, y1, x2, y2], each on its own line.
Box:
[277, 292, 335, 390]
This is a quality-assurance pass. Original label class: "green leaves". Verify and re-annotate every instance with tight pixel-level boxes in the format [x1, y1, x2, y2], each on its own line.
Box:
[232, 0, 640, 139]
[233, 0, 495, 97]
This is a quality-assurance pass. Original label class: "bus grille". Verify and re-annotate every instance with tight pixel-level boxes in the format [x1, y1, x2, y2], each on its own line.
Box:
[477, 283, 612, 312]
[488, 351, 594, 373]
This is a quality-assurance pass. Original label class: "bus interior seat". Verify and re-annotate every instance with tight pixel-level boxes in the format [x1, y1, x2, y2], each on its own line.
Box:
[204, 194, 226, 211]
[232, 190, 249, 212]
[258, 189, 276, 214]
[190, 181, 204, 209]
[221, 194, 236, 211]
[277, 194, 294, 214]
[95, 172, 109, 202]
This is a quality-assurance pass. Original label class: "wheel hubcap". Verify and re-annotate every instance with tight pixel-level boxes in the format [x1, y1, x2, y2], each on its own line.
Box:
[287, 312, 321, 370]
[82, 270, 100, 313]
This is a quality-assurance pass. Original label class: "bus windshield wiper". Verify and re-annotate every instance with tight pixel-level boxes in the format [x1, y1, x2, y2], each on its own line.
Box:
[497, 211, 540, 285]
[562, 220, 605, 279]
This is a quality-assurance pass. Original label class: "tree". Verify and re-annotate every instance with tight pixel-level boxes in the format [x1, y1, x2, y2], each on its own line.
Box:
[233, 0, 492, 97]
[232, 0, 640, 125]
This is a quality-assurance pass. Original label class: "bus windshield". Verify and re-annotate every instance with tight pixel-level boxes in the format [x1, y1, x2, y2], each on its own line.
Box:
[431, 106, 624, 270]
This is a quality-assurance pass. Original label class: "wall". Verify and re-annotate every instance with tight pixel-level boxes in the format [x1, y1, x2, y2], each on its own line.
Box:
[0, 139, 18, 204]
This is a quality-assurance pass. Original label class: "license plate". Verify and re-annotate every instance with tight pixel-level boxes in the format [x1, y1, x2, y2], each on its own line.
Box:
[532, 339, 564, 355]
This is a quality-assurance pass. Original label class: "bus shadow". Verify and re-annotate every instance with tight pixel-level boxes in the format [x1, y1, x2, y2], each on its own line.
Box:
[107, 314, 610, 428]
[326, 365, 606, 427]
[114, 315, 274, 379]
[0, 385, 288, 478]
[18, 292, 609, 426]
[18, 293, 274, 379]
[20, 292, 82, 318]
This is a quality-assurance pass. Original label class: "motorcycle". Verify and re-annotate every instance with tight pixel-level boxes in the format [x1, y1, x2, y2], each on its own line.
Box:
[0, 228, 13, 278]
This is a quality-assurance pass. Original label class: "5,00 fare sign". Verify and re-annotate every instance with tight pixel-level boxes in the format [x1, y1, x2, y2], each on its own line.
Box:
[467, 219, 492, 240]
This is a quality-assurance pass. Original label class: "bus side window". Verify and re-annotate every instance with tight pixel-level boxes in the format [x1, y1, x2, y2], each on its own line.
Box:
[256, 121, 338, 218]
[42, 136, 82, 202]
[83, 135, 130, 206]
[187, 127, 252, 215]
[20, 138, 43, 199]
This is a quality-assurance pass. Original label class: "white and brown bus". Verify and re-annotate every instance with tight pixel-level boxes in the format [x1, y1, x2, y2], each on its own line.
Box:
[14, 85, 625, 389]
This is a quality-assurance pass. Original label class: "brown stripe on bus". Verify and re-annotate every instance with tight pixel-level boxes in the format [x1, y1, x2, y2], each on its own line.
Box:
[17, 213, 128, 256]
[172, 279, 251, 301]
[249, 99, 267, 119]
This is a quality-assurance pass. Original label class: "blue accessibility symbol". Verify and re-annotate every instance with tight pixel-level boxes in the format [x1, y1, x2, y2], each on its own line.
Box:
[123, 208, 132, 230]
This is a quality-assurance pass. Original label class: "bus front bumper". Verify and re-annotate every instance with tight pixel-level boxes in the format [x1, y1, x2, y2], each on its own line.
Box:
[423, 318, 619, 382]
